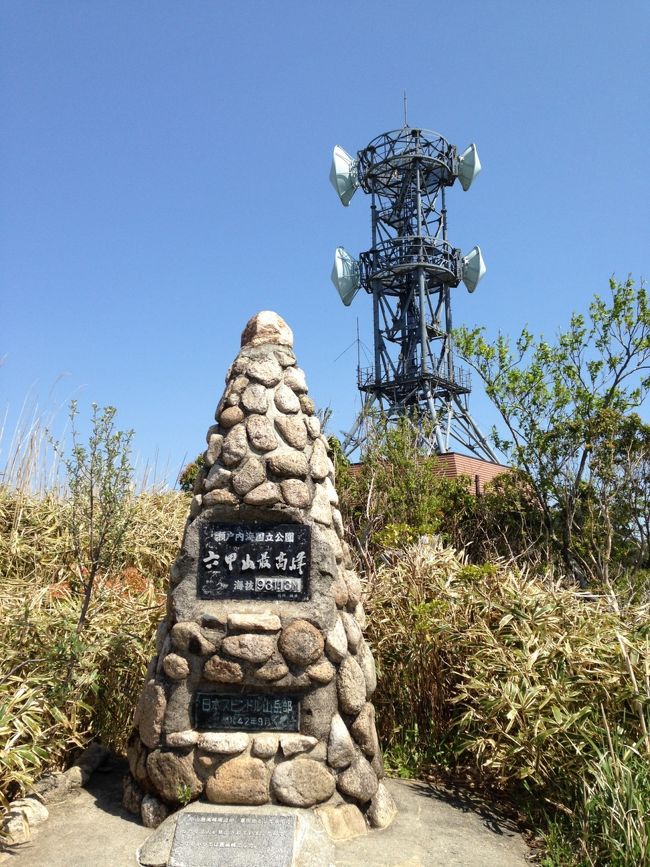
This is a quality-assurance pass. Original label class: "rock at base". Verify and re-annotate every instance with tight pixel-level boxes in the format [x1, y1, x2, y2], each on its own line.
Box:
[141, 794, 169, 829]
[271, 758, 335, 807]
[145, 750, 203, 805]
[205, 756, 269, 806]
[366, 781, 398, 829]
[315, 803, 368, 841]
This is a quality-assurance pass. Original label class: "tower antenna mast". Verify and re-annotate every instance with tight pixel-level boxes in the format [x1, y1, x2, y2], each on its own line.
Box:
[329, 122, 497, 461]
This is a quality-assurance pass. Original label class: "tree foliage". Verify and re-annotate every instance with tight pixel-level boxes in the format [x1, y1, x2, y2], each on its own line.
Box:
[455, 278, 650, 580]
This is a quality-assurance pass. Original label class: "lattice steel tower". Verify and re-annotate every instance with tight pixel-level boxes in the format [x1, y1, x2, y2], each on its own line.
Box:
[329, 123, 497, 462]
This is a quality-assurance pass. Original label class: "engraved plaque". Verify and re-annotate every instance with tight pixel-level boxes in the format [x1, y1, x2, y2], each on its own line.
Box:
[169, 812, 296, 867]
[198, 522, 310, 601]
[194, 693, 300, 733]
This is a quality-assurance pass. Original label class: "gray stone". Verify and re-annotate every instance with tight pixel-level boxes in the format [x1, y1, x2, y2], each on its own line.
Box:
[340, 611, 362, 653]
[336, 753, 379, 803]
[205, 433, 223, 467]
[31, 770, 71, 804]
[171, 621, 216, 656]
[366, 781, 398, 829]
[246, 415, 278, 452]
[241, 311, 294, 348]
[2, 810, 30, 844]
[279, 734, 318, 758]
[357, 638, 377, 696]
[241, 383, 269, 414]
[202, 488, 238, 508]
[330, 577, 349, 608]
[275, 415, 308, 449]
[350, 704, 379, 758]
[222, 633, 276, 663]
[254, 658, 290, 681]
[137, 681, 166, 749]
[127, 734, 150, 794]
[205, 756, 270, 805]
[274, 383, 301, 414]
[232, 457, 266, 496]
[203, 655, 243, 683]
[345, 571, 363, 606]
[325, 618, 348, 663]
[283, 486, 313, 516]
[73, 741, 111, 776]
[221, 423, 248, 467]
[227, 612, 281, 632]
[197, 732, 249, 754]
[9, 797, 49, 827]
[64, 765, 87, 788]
[155, 621, 169, 654]
[332, 508, 345, 538]
[204, 466, 231, 492]
[283, 366, 308, 393]
[354, 602, 367, 630]
[300, 395, 315, 415]
[141, 794, 169, 829]
[267, 451, 309, 478]
[146, 750, 203, 805]
[278, 619, 324, 666]
[162, 654, 189, 680]
[327, 714, 356, 769]
[337, 656, 367, 716]
[310, 485, 332, 525]
[323, 476, 339, 505]
[275, 348, 297, 366]
[306, 659, 335, 684]
[305, 416, 321, 438]
[251, 733, 279, 759]
[310, 439, 330, 480]
[243, 481, 282, 505]
[245, 355, 283, 387]
[300, 683, 338, 740]
[271, 759, 335, 807]
[122, 774, 143, 815]
[165, 730, 199, 748]
[219, 405, 244, 428]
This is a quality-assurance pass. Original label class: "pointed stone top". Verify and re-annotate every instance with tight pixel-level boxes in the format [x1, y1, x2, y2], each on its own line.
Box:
[241, 311, 294, 349]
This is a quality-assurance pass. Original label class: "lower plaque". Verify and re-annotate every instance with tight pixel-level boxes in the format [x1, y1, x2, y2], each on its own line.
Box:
[169, 812, 296, 867]
[194, 693, 300, 732]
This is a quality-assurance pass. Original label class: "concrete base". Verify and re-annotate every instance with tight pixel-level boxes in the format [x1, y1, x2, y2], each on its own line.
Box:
[2, 759, 530, 867]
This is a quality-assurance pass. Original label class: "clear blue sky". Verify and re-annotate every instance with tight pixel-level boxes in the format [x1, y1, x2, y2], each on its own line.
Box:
[2, 1, 648, 483]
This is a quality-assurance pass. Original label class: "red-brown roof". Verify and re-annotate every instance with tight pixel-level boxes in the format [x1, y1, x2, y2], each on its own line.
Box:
[348, 452, 508, 495]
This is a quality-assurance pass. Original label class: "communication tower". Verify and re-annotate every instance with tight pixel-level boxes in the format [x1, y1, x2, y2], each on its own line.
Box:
[329, 122, 497, 462]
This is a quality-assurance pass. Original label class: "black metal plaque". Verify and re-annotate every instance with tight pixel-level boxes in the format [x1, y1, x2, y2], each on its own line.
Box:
[169, 812, 296, 867]
[197, 522, 310, 601]
[194, 693, 300, 733]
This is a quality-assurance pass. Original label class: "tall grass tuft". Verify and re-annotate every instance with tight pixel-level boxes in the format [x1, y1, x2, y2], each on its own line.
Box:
[0, 483, 188, 806]
[365, 538, 650, 865]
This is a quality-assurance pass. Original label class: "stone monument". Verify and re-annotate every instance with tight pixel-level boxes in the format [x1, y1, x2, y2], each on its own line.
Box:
[124, 311, 396, 834]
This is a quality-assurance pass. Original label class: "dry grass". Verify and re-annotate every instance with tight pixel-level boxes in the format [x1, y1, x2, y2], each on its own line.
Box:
[365, 537, 650, 865]
[0, 484, 188, 807]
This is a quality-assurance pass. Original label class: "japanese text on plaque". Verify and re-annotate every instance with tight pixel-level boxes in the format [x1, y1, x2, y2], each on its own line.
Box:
[197, 523, 310, 601]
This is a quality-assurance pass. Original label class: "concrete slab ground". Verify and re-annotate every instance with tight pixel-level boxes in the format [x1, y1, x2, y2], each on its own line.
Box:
[2, 759, 530, 867]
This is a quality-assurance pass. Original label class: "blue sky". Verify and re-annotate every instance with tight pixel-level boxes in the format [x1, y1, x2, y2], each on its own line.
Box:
[2, 1, 648, 484]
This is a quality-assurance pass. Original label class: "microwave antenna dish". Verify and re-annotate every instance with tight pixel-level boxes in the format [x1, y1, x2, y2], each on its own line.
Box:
[329, 120, 497, 461]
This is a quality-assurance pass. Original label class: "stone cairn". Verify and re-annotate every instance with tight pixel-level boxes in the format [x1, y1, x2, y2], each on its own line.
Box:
[124, 311, 396, 832]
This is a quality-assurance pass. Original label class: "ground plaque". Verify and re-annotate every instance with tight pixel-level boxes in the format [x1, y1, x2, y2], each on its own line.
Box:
[198, 522, 310, 601]
[194, 693, 300, 732]
[169, 812, 296, 867]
